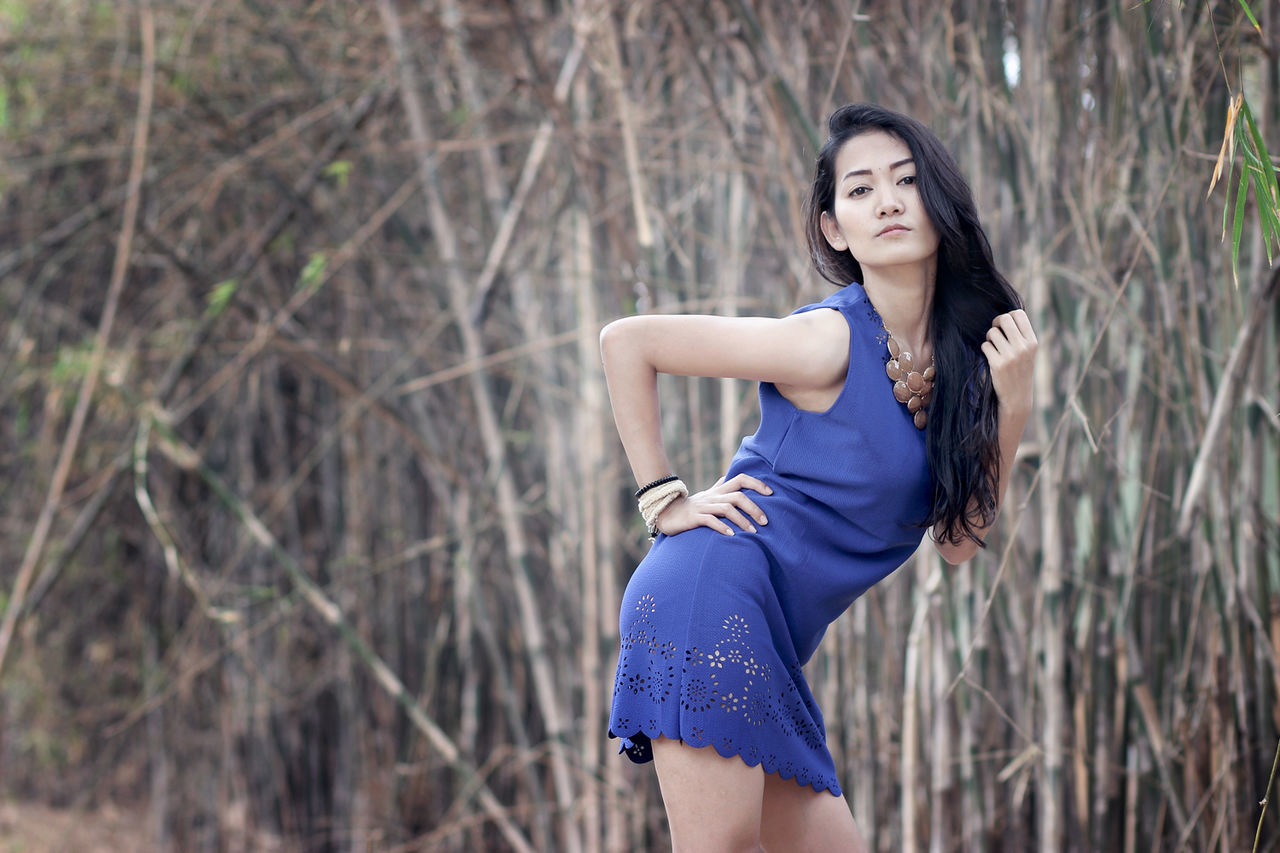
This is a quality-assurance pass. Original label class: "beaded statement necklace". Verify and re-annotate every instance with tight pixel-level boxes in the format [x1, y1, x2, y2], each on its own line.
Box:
[884, 331, 935, 429]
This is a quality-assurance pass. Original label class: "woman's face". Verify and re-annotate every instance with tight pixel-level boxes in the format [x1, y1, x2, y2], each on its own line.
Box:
[820, 130, 941, 274]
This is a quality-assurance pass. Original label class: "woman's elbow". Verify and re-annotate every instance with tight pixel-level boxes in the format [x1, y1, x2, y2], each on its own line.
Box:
[599, 317, 634, 362]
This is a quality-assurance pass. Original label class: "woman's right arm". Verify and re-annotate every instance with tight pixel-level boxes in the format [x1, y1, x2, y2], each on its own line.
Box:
[598, 310, 848, 536]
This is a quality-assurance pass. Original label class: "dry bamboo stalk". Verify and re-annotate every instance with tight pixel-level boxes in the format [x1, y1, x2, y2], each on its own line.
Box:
[453, 496, 553, 851]
[930, 590, 950, 853]
[509, 242, 579, 851]
[1038, 442, 1067, 852]
[1178, 269, 1280, 536]
[151, 421, 537, 852]
[571, 200, 606, 852]
[0, 0, 155, 680]
[439, 0, 507, 227]
[155, 96, 350, 234]
[154, 87, 382, 409]
[457, 27, 584, 322]
[901, 550, 939, 850]
[952, 561, 982, 850]
[168, 164, 418, 424]
[375, 3, 581, 849]
[567, 63, 631, 853]
[453, 506, 480, 756]
[587, 0, 653, 249]
[1073, 675, 1088, 837]
[1124, 629, 1191, 835]
[850, 597, 875, 847]
[336, 293, 368, 851]
[901, 587, 924, 851]
[1124, 743, 1138, 853]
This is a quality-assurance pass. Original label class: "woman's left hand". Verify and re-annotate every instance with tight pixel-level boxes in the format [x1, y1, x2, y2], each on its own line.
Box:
[981, 309, 1038, 417]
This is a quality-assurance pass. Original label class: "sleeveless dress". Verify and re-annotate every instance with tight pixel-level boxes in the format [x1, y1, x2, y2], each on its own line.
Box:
[607, 281, 933, 796]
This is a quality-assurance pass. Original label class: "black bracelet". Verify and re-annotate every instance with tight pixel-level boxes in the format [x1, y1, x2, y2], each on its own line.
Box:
[634, 474, 679, 499]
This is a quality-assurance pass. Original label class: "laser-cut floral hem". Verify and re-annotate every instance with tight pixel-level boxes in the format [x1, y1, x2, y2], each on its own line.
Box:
[610, 597, 841, 796]
[605, 726, 842, 796]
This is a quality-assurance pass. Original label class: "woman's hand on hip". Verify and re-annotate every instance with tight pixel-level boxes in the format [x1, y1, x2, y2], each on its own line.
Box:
[981, 309, 1038, 417]
[655, 474, 772, 537]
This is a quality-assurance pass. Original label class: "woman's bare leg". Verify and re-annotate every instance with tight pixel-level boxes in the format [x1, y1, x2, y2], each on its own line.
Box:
[759, 771, 867, 853]
[651, 737, 766, 852]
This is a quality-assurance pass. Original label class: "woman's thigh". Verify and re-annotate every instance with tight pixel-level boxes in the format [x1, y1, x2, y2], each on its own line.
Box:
[651, 737, 766, 853]
[759, 771, 867, 853]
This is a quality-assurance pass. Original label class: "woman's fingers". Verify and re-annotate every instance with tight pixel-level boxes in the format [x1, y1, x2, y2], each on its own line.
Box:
[655, 476, 773, 536]
[981, 309, 1038, 414]
[989, 310, 1036, 347]
[985, 311, 1037, 360]
[720, 481, 769, 526]
[1009, 308, 1036, 340]
[706, 502, 757, 534]
[693, 494, 766, 532]
[721, 472, 772, 496]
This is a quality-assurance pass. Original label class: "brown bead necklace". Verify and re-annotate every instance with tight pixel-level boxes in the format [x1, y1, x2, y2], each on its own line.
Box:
[884, 332, 935, 429]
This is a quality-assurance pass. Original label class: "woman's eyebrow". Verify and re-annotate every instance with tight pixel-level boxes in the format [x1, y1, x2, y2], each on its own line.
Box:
[840, 157, 915, 182]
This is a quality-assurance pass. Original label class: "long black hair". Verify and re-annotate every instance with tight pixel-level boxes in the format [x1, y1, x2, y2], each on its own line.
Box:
[804, 103, 1022, 547]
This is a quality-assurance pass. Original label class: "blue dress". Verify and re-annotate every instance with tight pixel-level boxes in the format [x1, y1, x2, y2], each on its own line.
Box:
[608, 281, 933, 796]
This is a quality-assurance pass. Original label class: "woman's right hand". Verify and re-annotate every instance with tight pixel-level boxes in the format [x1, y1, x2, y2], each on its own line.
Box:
[654, 474, 773, 537]
[981, 309, 1038, 418]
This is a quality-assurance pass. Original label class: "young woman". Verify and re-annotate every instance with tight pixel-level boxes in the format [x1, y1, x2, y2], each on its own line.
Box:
[600, 103, 1037, 852]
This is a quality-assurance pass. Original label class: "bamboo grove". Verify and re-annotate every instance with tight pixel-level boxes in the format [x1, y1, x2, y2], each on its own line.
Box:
[0, 1, 1277, 851]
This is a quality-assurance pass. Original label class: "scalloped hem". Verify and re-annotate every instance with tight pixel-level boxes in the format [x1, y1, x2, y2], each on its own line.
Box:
[607, 727, 842, 797]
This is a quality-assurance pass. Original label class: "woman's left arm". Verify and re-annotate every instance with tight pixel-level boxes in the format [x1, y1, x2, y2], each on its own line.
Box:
[932, 309, 1038, 565]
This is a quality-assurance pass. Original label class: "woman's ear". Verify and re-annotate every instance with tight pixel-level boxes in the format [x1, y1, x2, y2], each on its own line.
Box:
[820, 211, 848, 251]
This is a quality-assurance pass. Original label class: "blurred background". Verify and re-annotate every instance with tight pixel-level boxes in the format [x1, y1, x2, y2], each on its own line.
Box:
[0, 1, 1277, 850]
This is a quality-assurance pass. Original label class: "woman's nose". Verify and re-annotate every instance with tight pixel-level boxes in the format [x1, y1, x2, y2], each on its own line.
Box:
[877, 195, 903, 217]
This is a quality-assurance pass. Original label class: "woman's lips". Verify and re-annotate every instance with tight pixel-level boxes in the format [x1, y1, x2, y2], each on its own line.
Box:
[876, 224, 910, 236]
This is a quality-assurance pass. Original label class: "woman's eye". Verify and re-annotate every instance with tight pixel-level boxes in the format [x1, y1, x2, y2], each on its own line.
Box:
[848, 186, 870, 197]
[900, 175, 916, 185]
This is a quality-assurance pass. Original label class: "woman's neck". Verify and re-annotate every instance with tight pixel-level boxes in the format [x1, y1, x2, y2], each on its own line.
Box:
[861, 262, 936, 357]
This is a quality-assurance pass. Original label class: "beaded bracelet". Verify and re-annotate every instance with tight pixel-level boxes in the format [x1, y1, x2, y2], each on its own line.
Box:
[638, 479, 688, 540]
[634, 474, 679, 499]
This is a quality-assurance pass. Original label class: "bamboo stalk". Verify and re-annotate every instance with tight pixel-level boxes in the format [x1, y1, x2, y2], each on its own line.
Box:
[375, 3, 581, 849]
[149, 419, 536, 853]
[571, 201, 606, 852]
[587, 0, 653, 249]
[154, 86, 382, 410]
[901, 551, 939, 850]
[930, 586, 951, 853]
[0, 0, 155, 680]
[1178, 268, 1280, 536]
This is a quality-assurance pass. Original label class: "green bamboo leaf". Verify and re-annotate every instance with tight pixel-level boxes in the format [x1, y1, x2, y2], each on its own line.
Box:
[298, 252, 328, 293]
[1248, 163, 1280, 244]
[1241, 101, 1280, 215]
[1220, 161, 1234, 239]
[1255, 209, 1279, 264]
[205, 278, 239, 317]
[1237, 0, 1262, 34]
[322, 159, 352, 190]
[1241, 160, 1280, 263]
[1231, 163, 1248, 285]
